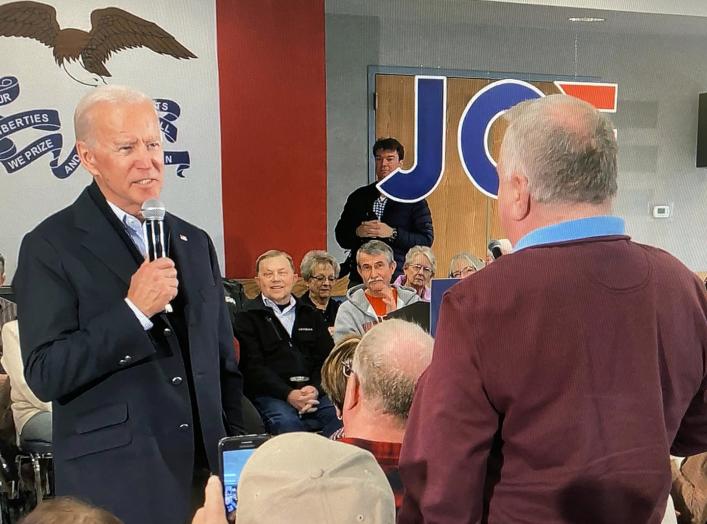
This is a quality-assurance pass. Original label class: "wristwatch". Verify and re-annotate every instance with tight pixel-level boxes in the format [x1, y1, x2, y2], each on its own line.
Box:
[390, 228, 398, 242]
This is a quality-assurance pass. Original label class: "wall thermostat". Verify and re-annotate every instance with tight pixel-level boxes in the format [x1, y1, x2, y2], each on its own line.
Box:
[652, 205, 671, 219]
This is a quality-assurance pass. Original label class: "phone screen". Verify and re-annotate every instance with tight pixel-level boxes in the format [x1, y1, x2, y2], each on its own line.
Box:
[222, 448, 256, 513]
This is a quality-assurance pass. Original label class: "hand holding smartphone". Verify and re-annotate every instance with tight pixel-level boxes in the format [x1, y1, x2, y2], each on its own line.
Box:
[218, 434, 270, 518]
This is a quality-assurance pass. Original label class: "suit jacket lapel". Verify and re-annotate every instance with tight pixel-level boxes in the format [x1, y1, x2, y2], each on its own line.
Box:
[165, 214, 200, 307]
[73, 188, 141, 287]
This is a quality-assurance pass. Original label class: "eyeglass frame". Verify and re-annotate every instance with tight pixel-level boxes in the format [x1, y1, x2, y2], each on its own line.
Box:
[309, 274, 337, 283]
[405, 263, 433, 275]
[342, 359, 354, 378]
[450, 265, 477, 278]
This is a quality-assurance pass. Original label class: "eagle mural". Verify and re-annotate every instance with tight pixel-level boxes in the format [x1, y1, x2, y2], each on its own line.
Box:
[0, 1, 197, 85]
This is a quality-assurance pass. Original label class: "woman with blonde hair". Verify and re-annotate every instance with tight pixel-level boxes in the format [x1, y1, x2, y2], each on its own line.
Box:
[320, 335, 361, 438]
[300, 250, 341, 329]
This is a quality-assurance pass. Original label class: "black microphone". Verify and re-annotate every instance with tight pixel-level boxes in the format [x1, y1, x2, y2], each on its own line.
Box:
[141, 199, 172, 313]
[141, 199, 167, 261]
[488, 240, 504, 260]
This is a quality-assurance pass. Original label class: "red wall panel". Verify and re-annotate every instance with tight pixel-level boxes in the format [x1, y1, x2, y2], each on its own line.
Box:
[216, 0, 327, 277]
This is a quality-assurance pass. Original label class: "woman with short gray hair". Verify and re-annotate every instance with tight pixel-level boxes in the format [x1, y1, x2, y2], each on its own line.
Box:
[448, 252, 484, 279]
[300, 250, 341, 329]
[393, 246, 435, 301]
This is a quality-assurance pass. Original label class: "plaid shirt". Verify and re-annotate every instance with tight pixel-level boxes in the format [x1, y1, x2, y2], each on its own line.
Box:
[339, 437, 403, 512]
[0, 296, 17, 355]
[372, 195, 388, 220]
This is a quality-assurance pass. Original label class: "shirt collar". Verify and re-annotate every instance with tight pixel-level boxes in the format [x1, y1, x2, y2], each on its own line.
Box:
[513, 216, 626, 253]
[106, 201, 141, 226]
[262, 294, 296, 314]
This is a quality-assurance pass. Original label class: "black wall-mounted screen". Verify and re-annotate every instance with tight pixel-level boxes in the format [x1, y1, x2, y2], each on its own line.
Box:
[697, 93, 707, 167]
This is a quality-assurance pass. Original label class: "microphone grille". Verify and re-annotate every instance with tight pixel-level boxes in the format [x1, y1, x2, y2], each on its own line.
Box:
[141, 199, 166, 221]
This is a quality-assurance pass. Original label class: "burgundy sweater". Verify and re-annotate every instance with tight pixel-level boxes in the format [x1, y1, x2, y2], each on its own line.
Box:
[399, 236, 707, 524]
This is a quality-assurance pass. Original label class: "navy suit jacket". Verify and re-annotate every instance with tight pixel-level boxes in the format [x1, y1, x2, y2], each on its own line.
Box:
[335, 182, 434, 283]
[14, 184, 244, 524]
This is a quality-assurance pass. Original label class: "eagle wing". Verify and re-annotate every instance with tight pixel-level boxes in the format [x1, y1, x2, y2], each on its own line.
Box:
[82, 7, 197, 77]
[0, 1, 60, 47]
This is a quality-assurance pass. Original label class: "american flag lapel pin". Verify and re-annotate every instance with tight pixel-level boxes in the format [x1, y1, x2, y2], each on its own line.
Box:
[179, 234, 188, 242]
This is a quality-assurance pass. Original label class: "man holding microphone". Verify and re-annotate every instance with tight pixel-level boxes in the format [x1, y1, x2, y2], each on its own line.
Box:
[15, 85, 244, 523]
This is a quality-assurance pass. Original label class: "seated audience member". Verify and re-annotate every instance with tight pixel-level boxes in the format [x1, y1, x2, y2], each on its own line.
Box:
[20, 497, 123, 524]
[1, 321, 52, 446]
[448, 252, 484, 278]
[338, 319, 433, 511]
[222, 277, 248, 322]
[393, 246, 435, 301]
[671, 453, 707, 524]
[233, 250, 340, 436]
[334, 240, 420, 341]
[236, 432, 395, 523]
[0, 252, 17, 355]
[485, 238, 512, 264]
[299, 250, 341, 330]
[320, 335, 361, 438]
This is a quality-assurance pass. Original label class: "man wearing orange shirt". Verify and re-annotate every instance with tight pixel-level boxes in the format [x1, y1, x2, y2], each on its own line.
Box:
[333, 240, 419, 342]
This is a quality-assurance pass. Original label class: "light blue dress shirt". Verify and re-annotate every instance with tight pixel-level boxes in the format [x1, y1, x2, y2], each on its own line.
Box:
[262, 295, 297, 337]
[513, 216, 626, 252]
[106, 201, 153, 331]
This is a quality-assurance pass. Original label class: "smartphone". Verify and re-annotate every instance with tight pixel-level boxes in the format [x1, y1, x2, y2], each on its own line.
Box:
[218, 434, 270, 515]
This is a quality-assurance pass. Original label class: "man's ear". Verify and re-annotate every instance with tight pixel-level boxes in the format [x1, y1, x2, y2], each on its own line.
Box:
[342, 373, 361, 412]
[390, 261, 396, 274]
[510, 172, 531, 221]
[76, 140, 100, 178]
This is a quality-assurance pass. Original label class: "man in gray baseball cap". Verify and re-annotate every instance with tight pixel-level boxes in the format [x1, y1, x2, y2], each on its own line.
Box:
[237, 432, 395, 523]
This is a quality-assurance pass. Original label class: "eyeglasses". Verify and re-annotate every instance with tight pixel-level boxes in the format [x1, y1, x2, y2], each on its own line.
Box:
[406, 264, 432, 275]
[342, 359, 353, 378]
[310, 275, 336, 283]
[450, 266, 476, 278]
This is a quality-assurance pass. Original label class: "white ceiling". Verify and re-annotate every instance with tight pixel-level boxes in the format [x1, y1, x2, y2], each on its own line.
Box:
[326, 0, 707, 37]
[482, 0, 707, 18]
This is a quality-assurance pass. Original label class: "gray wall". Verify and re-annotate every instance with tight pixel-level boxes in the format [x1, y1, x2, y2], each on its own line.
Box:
[325, 2, 707, 271]
[325, 13, 380, 264]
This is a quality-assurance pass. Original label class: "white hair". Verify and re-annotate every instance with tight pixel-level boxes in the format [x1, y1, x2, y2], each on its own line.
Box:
[448, 252, 484, 276]
[404, 245, 436, 276]
[499, 94, 617, 204]
[300, 250, 340, 280]
[74, 85, 156, 143]
[352, 319, 433, 423]
[356, 240, 394, 265]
